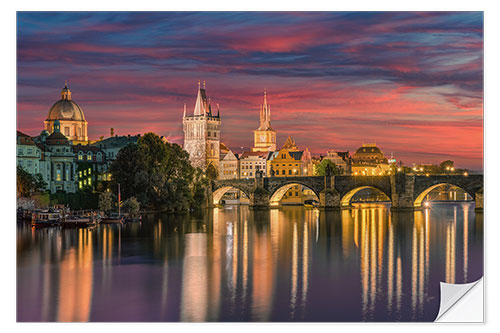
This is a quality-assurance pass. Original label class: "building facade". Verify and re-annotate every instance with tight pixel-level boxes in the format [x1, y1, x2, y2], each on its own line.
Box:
[73, 145, 110, 191]
[322, 150, 352, 175]
[182, 82, 221, 171]
[239, 151, 271, 179]
[252, 91, 276, 152]
[17, 131, 42, 175]
[91, 134, 139, 161]
[220, 150, 239, 180]
[351, 143, 390, 176]
[44, 82, 89, 144]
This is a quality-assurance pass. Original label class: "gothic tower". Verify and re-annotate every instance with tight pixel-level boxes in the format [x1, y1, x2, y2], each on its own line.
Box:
[252, 90, 276, 152]
[182, 81, 221, 171]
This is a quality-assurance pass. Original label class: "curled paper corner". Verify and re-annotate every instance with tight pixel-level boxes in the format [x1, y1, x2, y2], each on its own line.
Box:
[434, 277, 484, 323]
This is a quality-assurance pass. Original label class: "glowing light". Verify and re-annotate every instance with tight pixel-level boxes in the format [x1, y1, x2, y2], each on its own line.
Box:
[464, 172, 468, 176]
[397, 168, 401, 172]
[424, 202, 430, 207]
[451, 167, 455, 171]
[420, 167, 423, 171]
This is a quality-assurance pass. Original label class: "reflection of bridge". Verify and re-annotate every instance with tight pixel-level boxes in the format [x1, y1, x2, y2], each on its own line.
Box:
[211, 172, 483, 210]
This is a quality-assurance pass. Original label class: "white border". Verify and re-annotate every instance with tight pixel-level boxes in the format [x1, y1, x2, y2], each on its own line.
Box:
[3, 1, 499, 332]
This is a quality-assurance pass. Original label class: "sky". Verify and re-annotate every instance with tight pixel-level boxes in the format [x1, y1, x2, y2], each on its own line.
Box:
[16, 12, 483, 170]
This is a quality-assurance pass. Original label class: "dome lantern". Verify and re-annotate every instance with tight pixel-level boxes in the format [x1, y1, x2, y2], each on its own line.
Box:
[61, 81, 72, 100]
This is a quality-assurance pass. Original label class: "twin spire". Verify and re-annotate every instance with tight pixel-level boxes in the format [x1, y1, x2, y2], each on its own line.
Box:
[192, 80, 217, 117]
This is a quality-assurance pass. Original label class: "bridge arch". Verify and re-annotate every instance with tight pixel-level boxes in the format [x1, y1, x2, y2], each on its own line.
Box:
[269, 182, 320, 207]
[413, 183, 474, 208]
[212, 186, 250, 205]
[340, 186, 391, 207]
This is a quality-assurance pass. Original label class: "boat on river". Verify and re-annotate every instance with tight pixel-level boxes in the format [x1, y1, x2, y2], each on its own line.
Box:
[61, 215, 98, 227]
[32, 210, 62, 227]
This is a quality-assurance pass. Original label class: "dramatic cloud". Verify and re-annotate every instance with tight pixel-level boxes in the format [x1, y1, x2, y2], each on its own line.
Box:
[17, 12, 483, 170]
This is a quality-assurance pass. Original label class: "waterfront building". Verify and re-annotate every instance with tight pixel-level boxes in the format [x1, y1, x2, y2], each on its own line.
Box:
[322, 150, 352, 175]
[351, 143, 390, 176]
[44, 82, 89, 144]
[239, 151, 272, 179]
[220, 149, 239, 180]
[183, 81, 221, 171]
[37, 120, 77, 193]
[252, 91, 276, 152]
[73, 145, 110, 191]
[269, 136, 314, 204]
[91, 134, 139, 161]
[17, 131, 42, 175]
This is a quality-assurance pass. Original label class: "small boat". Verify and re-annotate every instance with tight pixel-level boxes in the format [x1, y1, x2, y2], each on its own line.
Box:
[61, 215, 97, 227]
[32, 210, 62, 227]
[101, 212, 124, 224]
[304, 199, 319, 209]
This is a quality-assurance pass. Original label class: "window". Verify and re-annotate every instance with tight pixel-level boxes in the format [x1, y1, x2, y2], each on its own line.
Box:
[27, 161, 32, 167]
[87, 153, 92, 161]
[88, 168, 91, 174]
[295, 192, 298, 196]
[27, 148, 32, 155]
[88, 178, 92, 186]
[282, 170, 285, 175]
[64, 127, 70, 136]
[79, 181, 82, 189]
[79, 171, 82, 178]
[18, 160, 23, 166]
[78, 152, 83, 160]
[288, 170, 292, 175]
[83, 179, 87, 185]
[84, 170, 87, 176]
[18, 148, 23, 155]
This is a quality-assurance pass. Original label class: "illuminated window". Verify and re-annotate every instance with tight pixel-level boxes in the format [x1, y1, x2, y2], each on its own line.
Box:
[79, 181, 82, 189]
[78, 154, 83, 160]
[83, 179, 87, 185]
[88, 168, 91, 174]
[88, 178, 91, 186]
[79, 171, 82, 178]
[84, 170, 87, 176]
[87, 153, 92, 161]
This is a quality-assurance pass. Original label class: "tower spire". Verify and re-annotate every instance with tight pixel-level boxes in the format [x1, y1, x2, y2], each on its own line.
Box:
[183, 103, 186, 117]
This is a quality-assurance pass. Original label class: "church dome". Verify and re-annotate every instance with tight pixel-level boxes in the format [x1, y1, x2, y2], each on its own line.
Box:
[46, 83, 86, 122]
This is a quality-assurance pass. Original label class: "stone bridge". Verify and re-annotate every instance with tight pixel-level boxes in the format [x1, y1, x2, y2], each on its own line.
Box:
[211, 172, 483, 211]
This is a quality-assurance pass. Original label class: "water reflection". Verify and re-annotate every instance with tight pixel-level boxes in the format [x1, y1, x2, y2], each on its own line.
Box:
[17, 203, 483, 322]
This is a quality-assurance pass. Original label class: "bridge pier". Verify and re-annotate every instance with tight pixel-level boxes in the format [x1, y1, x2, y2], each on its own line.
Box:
[475, 188, 483, 212]
[318, 188, 341, 210]
[249, 188, 271, 209]
[390, 174, 417, 211]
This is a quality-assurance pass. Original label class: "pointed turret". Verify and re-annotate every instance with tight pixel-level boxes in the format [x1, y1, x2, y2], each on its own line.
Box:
[183, 103, 186, 117]
[258, 89, 272, 130]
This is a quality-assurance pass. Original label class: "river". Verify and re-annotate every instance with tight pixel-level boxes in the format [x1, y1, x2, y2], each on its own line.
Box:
[17, 203, 483, 322]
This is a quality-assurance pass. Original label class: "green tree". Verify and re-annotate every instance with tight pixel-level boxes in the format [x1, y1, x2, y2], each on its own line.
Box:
[439, 160, 455, 172]
[122, 196, 140, 217]
[99, 191, 116, 213]
[17, 166, 47, 197]
[314, 159, 340, 176]
[109, 132, 205, 212]
[206, 163, 218, 180]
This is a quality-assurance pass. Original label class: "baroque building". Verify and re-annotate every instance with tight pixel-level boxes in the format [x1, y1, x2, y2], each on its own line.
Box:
[252, 90, 276, 152]
[44, 82, 89, 144]
[183, 82, 221, 171]
[351, 143, 390, 176]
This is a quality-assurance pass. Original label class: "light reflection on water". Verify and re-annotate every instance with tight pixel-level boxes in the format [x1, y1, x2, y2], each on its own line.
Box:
[17, 203, 483, 322]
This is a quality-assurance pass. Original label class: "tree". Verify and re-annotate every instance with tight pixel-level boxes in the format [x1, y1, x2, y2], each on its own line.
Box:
[439, 160, 454, 172]
[314, 159, 340, 176]
[17, 166, 46, 197]
[206, 163, 218, 180]
[99, 191, 116, 213]
[109, 132, 205, 212]
[122, 197, 140, 217]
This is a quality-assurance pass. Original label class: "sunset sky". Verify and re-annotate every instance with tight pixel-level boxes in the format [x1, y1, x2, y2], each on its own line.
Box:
[17, 12, 483, 170]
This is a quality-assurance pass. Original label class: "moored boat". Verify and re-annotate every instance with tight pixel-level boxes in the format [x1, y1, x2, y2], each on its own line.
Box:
[32, 210, 62, 227]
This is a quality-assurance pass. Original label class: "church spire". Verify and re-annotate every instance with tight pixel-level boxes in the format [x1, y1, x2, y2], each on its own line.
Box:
[258, 89, 272, 130]
[193, 81, 208, 116]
